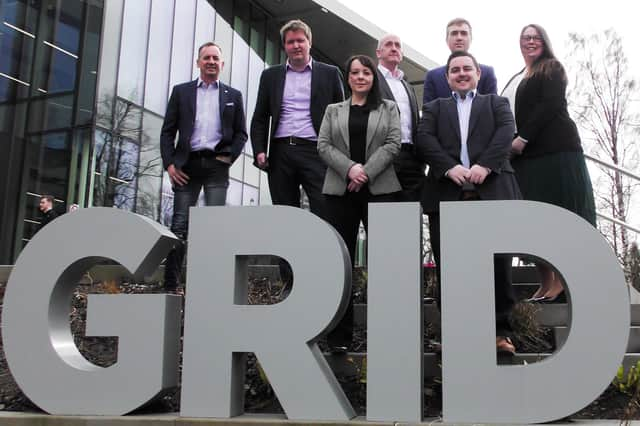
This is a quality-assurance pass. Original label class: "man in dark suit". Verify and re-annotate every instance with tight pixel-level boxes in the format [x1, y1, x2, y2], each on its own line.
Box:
[376, 34, 425, 202]
[417, 51, 520, 354]
[160, 42, 247, 292]
[422, 18, 497, 104]
[250, 19, 344, 219]
[37, 195, 58, 232]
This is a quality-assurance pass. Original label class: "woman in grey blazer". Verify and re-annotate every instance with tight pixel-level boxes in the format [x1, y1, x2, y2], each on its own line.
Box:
[317, 54, 401, 351]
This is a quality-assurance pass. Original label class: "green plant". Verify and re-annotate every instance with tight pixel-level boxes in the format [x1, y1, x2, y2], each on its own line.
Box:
[614, 362, 640, 395]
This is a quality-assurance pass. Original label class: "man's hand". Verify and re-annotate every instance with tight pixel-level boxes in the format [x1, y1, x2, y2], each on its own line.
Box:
[447, 165, 470, 186]
[256, 152, 268, 169]
[216, 154, 232, 164]
[468, 164, 490, 185]
[168, 164, 189, 186]
[347, 163, 369, 184]
[511, 137, 526, 155]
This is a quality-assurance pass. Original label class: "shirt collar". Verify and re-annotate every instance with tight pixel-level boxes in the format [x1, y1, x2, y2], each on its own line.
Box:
[377, 64, 404, 79]
[197, 78, 219, 89]
[286, 57, 313, 71]
[452, 89, 477, 101]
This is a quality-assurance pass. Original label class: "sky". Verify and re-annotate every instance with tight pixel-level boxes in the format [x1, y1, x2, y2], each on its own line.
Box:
[338, 0, 640, 231]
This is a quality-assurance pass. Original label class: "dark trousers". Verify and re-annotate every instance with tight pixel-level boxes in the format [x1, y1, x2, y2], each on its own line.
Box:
[324, 189, 399, 347]
[427, 197, 515, 336]
[267, 139, 327, 219]
[164, 152, 230, 289]
[268, 138, 328, 286]
[393, 145, 426, 202]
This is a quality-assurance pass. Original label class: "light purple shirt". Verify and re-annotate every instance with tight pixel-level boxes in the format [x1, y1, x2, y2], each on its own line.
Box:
[274, 59, 317, 141]
[190, 78, 223, 151]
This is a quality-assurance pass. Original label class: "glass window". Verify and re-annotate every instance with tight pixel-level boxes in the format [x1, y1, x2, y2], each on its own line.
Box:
[192, 0, 215, 79]
[117, 0, 151, 105]
[95, 0, 124, 125]
[160, 172, 173, 227]
[213, 1, 233, 84]
[92, 129, 140, 211]
[243, 154, 260, 187]
[242, 184, 259, 206]
[76, 2, 103, 126]
[245, 48, 265, 156]
[229, 155, 243, 181]
[227, 178, 242, 206]
[169, 0, 196, 89]
[144, 0, 174, 115]
[137, 112, 164, 220]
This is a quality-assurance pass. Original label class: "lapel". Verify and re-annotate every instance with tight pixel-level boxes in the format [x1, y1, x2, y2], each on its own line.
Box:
[218, 81, 228, 120]
[468, 93, 484, 138]
[188, 79, 198, 120]
[274, 65, 286, 116]
[366, 103, 382, 152]
[337, 100, 350, 151]
[377, 69, 394, 100]
[444, 98, 461, 142]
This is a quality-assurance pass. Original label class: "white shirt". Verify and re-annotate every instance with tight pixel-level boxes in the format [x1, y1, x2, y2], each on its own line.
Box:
[452, 90, 477, 168]
[378, 64, 413, 144]
[190, 78, 222, 151]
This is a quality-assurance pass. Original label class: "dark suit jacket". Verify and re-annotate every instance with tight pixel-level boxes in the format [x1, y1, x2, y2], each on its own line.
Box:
[417, 94, 520, 213]
[250, 60, 345, 159]
[160, 79, 248, 170]
[514, 63, 582, 158]
[422, 64, 497, 105]
[377, 69, 419, 142]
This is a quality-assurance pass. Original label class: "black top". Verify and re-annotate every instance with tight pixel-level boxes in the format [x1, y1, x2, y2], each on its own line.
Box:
[514, 63, 582, 158]
[38, 209, 58, 232]
[348, 104, 369, 165]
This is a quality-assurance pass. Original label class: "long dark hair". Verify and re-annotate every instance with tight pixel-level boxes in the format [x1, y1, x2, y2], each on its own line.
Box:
[521, 24, 567, 83]
[345, 54, 382, 110]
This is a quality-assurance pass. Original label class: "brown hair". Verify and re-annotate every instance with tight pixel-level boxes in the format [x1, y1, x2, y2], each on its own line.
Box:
[521, 24, 567, 82]
[446, 18, 472, 38]
[280, 19, 312, 45]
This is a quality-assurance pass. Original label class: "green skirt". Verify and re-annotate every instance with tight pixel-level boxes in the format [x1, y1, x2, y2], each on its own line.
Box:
[513, 151, 596, 226]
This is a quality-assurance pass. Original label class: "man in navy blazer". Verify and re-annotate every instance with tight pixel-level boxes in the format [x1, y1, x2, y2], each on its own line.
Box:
[160, 42, 247, 292]
[422, 18, 497, 104]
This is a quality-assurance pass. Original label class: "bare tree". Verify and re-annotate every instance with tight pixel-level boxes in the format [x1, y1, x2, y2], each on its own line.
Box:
[566, 29, 640, 277]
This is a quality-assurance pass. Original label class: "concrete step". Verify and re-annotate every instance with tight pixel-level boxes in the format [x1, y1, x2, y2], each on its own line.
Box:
[325, 352, 640, 376]
[555, 326, 640, 353]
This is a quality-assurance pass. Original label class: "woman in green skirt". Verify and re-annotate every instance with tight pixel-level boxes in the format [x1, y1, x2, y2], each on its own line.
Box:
[511, 24, 596, 302]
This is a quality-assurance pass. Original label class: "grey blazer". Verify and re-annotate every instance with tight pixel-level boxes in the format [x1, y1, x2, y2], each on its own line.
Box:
[317, 98, 401, 195]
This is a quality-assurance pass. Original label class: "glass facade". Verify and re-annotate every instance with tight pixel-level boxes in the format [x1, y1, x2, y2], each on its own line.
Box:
[0, 0, 288, 263]
[0, 0, 103, 262]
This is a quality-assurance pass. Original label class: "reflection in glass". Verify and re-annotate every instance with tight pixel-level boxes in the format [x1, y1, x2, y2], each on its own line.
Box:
[144, 0, 174, 115]
[117, 0, 151, 105]
[169, 0, 196, 90]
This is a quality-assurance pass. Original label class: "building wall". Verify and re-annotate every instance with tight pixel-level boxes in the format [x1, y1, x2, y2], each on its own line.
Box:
[93, 0, 277, 228]
[0, 0, 103, 262]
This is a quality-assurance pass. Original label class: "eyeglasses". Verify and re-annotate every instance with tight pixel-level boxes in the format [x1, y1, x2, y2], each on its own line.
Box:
[520, 35, 543, 42]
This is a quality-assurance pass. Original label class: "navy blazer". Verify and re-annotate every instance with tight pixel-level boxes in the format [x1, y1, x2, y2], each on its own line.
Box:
[250, 60, 345, 160]
[422, 63, 497, 105]
[160, 79, 248, 170]
[416, 94, 520, 213]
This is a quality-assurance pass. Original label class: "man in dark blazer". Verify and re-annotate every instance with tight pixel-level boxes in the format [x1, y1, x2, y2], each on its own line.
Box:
[250, 19, 344, 220]
[160, 42, 247, 292]
[422, 18, 497, 104]
[417, 51, 520, 354]
[37, 194, 58, 233]
[376, 34, 425, 202]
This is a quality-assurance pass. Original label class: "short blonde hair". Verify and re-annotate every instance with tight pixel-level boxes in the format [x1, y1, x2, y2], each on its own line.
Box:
[280, 19, 312, 45]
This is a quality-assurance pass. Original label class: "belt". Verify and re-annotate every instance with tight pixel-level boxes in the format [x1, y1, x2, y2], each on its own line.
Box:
[400, 143, 414, 153]
[190, 150, 217, 158]
[273, 136, 315, 146]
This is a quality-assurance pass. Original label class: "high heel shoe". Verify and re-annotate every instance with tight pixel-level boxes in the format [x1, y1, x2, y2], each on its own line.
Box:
[540, 291, 567, 304]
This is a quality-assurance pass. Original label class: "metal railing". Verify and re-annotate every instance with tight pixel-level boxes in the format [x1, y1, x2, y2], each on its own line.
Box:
[584, 153, 640, 235]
